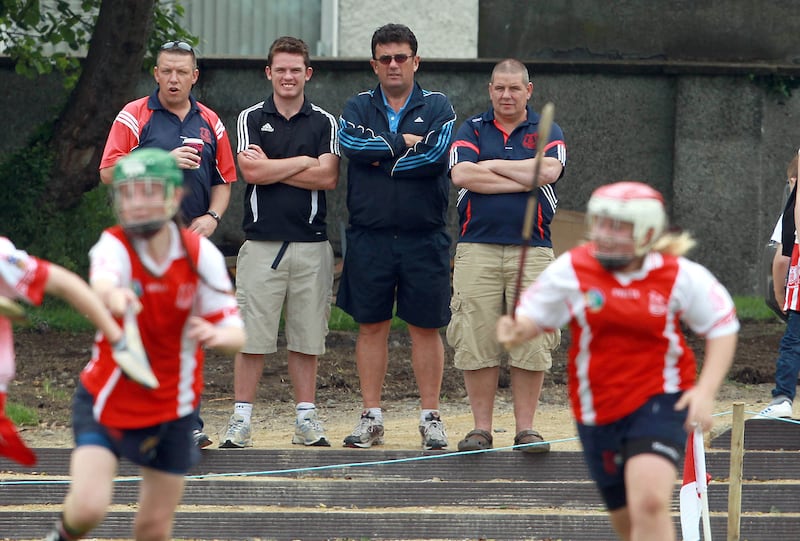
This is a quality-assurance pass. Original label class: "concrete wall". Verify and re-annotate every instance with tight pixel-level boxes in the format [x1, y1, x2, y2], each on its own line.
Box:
[1, 57, 797, 296]
[479, 0, 800, 63]
[337, 0, 478, 58]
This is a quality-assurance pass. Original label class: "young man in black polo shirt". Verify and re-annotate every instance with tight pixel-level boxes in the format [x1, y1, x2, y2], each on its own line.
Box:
[220, 36, 340, 448]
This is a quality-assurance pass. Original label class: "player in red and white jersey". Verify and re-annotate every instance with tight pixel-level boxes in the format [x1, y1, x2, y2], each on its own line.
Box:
[0, 238, 128, 467]
[498, 181, 738, 541]
[46, 149, 244, 541]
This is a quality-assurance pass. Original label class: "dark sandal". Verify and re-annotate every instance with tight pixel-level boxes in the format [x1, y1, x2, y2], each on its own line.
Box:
[514, 429, 550, 454]
[457, 429, 493, 451]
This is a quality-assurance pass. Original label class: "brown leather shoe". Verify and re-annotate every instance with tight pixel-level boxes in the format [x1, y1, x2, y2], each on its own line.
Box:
[514, 429, 550, 453]
[457, 429, 493, 451]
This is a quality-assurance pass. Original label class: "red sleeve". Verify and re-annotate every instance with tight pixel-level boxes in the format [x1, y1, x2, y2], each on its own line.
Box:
[99, 97, 150, 170]
[198, 104, 237, 183]
[24, 257, 50, 306]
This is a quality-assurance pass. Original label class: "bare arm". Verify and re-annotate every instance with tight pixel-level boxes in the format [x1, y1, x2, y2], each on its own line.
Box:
[187, 183, 231, 237]
[496, 313, 544, 348]
[45, 265, 123, 344]
[674, 332, 737, 432]
[773, 245, 790, 309]
[187, 316, 245, 355]
[99, 166, 114, 185]
[480, 157, 563, 188]
[280, 153, 339, 191]
[237, 144, 317, 185]
[451, 162, 530, 194]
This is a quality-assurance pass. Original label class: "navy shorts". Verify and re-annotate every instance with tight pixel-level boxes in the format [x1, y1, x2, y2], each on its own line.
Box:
[577, 393, 687, 511]
[72, 383, 200, 474]
[336, 227, 451, 328]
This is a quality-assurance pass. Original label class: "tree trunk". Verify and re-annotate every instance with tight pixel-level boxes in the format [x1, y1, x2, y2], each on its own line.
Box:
[45, 0, 156, 210]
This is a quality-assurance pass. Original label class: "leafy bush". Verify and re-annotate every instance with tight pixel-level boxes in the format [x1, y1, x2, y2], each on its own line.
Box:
[0, 142, 114, 274]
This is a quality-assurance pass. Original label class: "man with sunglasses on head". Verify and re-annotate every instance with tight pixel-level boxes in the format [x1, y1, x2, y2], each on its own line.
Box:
[337, 23, 456, 450]
[98, 40, 237, 449]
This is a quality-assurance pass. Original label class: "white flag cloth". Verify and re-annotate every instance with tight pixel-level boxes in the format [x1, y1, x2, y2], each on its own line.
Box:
[680, 427, 711, 541]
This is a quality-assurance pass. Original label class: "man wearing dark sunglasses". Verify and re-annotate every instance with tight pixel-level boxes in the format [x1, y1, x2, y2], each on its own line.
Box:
[337, 23, 456, 450]
[98, 40, 237, 448]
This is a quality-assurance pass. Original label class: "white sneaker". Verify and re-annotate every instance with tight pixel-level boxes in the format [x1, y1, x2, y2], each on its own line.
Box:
[755, 397, 793, 419]
[219, 413, 252, 448]
[419, 412, 448, 450]
[343, 411, 384, 448]
[292, 409, 331, 446]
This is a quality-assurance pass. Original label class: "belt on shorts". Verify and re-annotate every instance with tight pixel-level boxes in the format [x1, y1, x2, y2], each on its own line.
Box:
[271, 241, 290, 269]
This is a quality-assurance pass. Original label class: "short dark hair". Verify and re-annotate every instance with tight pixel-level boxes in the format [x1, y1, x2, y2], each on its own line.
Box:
[371, 23, 417, 58]
[788, 155, 798, 180]
[268, 36, 310, 68]
[491, 58, 530, 85]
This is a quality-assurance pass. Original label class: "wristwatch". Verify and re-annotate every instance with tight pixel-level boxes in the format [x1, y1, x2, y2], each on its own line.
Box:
[206, 210, 221, 223]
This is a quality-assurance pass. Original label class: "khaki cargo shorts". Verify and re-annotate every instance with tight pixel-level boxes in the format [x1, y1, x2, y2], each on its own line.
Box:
[236, 240, 333, 355]
[447, 243, 560, 371]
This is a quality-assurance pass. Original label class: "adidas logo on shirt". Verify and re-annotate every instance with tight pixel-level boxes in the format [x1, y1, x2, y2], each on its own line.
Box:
[414, 116, 424, 123]
[261, 123, 274, 132]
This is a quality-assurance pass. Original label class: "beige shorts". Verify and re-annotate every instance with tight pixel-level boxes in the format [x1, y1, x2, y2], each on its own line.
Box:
[236, 240, 333, 355]
[447, 243, 560, 371]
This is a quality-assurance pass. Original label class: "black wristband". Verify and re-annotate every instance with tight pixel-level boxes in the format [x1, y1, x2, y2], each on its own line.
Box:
[206, 210, 221, 223]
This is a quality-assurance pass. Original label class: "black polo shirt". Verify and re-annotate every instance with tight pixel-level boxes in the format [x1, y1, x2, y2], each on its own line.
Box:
[237, 96, 339, 242]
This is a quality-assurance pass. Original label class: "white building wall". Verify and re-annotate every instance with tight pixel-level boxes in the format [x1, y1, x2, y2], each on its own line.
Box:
[336, 0, 478, 59]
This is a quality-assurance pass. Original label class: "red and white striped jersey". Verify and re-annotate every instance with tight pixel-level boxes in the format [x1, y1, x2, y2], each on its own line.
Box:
[516, 243, 739, 426]
[0, 237, 50, 389]
[81, 224, 242, 429]
[784, 242, 800, 311]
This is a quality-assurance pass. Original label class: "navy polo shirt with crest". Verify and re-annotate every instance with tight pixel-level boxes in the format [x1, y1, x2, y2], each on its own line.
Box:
[448, 105, 567, 246]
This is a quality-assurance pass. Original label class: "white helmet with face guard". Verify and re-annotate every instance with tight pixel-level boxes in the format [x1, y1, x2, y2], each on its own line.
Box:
[586, 181, 667, 270]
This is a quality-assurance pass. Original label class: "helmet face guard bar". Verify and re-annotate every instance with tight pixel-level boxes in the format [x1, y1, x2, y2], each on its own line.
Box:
[586, 181, 667, 259]
[112, 149, 182, 238]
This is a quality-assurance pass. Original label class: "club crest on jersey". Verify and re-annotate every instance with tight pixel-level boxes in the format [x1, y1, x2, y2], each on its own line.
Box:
[176, 283, 196, 310]
[199, 127, 213, 145]
[648, 290, 668, 316]
[522, 133, 538, 150]
[584, 288, 605, 312]
[4, 254, 27, 270]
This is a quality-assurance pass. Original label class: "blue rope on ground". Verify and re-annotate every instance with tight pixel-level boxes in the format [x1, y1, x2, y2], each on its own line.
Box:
[0, 435, 580, 486]
[4, 408, 789, 487]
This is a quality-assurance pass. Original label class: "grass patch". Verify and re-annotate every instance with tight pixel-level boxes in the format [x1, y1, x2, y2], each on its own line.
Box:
[21, 297, 97, 332]
[734, 295, 780, 322]
[328, 306, 408, 332]
[14, 299, 408, 333]
[6, 401, 38, 427]
[15, 296, 769, 333]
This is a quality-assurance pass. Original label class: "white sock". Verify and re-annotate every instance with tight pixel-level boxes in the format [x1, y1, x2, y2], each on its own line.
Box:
[367, 407, 383, 423]
[421, 409, 440, 423]
[234, 402, 253, 424]
[296, 402, 316, 422]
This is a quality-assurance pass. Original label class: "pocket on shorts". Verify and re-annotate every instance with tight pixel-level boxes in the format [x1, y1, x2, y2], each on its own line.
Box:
[445, 294, 464, 349]
[544, 327, 562, 352]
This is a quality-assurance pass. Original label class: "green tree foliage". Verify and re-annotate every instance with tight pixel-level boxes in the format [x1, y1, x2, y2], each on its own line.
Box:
[0, 0, 195, 88]
[0, 0, 196, 272]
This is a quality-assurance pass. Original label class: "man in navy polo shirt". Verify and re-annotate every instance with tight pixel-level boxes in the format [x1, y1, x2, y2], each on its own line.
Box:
[219, 36, 340, 449]
[447, 58, 567, 454]
[98, 40, 237, 449]
[99, 40, 236, 238]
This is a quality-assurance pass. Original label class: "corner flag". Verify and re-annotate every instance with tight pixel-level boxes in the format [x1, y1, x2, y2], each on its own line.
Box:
[679, 427, 712, 541]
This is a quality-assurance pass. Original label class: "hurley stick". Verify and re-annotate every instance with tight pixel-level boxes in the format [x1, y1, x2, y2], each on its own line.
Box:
[511, 102, 555, 318]
[0, 296, 25, 321]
